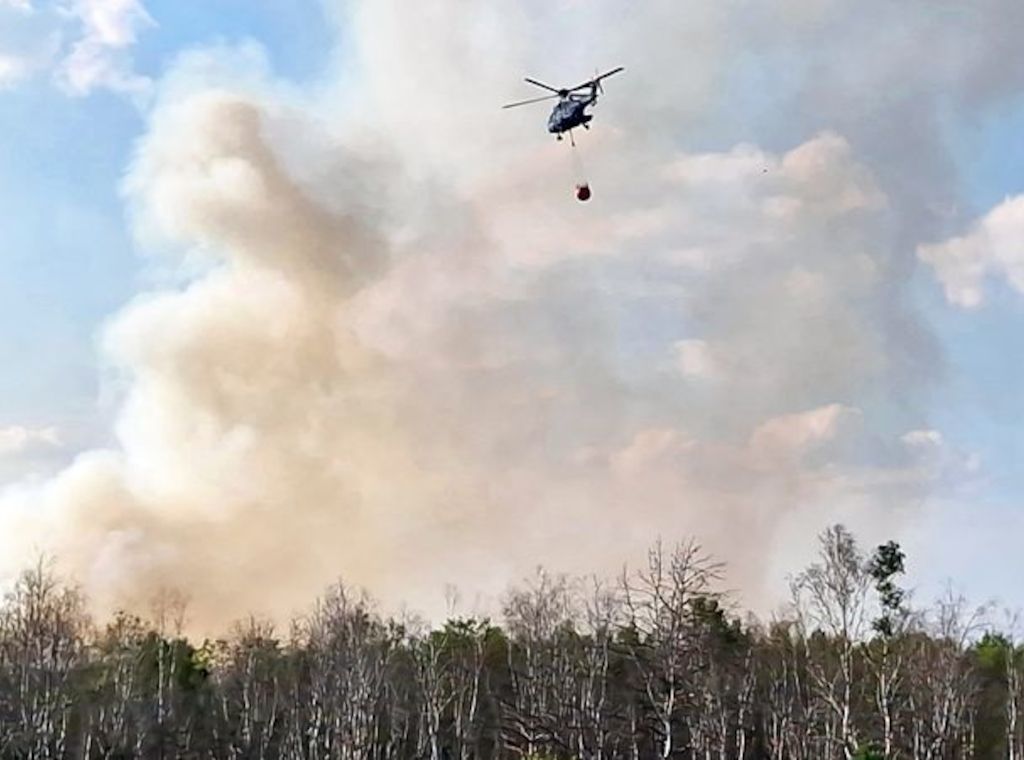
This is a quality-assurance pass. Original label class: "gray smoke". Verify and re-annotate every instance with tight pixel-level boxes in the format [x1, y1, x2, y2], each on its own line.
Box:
[0, 0, 1012, 629]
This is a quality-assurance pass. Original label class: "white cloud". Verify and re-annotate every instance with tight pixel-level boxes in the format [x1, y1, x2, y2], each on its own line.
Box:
[67, 0, 147, 46]
[901, 428, 982, 485]
[0, 0, 61, 85]
[56, 0, 153, 95]
[675, 339, 719, 379]
[749, 404, 861, 461]
[902, 429, 944, 449]
[0, 0, 151, 95]
[0, 53, 30, 87]
[919, 196, 1024, 308]
[0, 426, 61, 456]
[0, 0, 33, 13]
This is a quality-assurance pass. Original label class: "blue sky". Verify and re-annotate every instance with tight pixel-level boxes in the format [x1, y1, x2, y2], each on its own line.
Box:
[926, 100, 1024, 503]
[0, 0, 334, 454]
[2, 0, 1024, 620]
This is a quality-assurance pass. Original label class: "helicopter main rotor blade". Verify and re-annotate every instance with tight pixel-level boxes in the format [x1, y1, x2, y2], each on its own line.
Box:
[502, 93, 560, 109]
[568, 66, 625, 92]
[523, 77, 563, 95]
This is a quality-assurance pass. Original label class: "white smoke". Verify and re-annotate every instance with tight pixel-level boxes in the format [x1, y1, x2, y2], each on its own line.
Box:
[1, 0, 1015, 629]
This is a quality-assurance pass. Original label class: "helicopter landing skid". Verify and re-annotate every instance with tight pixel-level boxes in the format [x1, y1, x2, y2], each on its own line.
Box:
[556, 130, 577, 147]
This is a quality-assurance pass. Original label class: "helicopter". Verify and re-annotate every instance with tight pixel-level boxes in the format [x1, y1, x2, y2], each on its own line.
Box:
[502, 67, 624, 145]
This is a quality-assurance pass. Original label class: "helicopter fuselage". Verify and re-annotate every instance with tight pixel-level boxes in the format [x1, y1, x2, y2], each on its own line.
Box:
[547, 91, 596, 134]
[502, 67, 622, 139]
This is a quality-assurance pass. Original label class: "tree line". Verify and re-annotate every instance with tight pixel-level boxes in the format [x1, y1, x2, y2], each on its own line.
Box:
[0, 525, 1020, 759]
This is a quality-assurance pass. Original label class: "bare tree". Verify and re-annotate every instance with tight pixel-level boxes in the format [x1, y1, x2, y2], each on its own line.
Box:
[0, 527, 1013, 759]
[501, 568, 578, 757]
[757, 619, 816, 760]
[215, 616, 284, 760]
[0, 559, 91, 760]
[290, 582, 394, 759]
[445, 617, 491, 760]
[1008, 617, 1024, 760]
[572, 577, 621, 760]
[905, 590, 986, 760]
[81, 610, 149, 758]
[411, 617, 452, 760]
[984, 610, 1024, 760]
[620, 539, 723, 759]
[791, 525, 871, 760]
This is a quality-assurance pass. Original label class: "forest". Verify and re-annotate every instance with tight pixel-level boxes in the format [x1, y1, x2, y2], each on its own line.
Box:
[0, 525, 1019, 759]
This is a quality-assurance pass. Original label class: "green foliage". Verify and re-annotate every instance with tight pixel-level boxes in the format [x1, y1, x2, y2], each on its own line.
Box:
[975, 632, 1012, 671]
[853, 744, 886, 760]
[869, 540, 906, 637]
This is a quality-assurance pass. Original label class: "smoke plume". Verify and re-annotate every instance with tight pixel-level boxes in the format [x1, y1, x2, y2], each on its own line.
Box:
[1, 0, 1015, 629]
